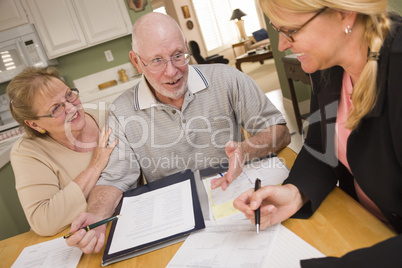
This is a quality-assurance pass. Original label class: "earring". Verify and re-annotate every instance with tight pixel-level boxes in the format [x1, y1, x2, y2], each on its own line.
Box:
[39, 129, 46, 134]
[345, 25, 352, 34]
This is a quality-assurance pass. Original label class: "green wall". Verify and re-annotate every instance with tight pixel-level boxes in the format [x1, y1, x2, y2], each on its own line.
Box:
[0, 162, 30, 240]
[0, 78, 9, 95]
[0, 0, 152, 93]
[390, 0, 402, 14]
[57, 35, 133, 86]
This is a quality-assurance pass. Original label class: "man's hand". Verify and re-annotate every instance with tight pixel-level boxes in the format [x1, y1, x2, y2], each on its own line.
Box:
[65, 212, 107, 254]
[210, 125, 291, 191]
[211, 141, 245, 191]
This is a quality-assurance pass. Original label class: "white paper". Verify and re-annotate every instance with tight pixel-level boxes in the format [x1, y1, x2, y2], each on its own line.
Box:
[12, 237, 82, 268]
[267, 224, 325, 267]
[168, 222, 325, 268]
[203, 156, 289, 220]
[167, 220, 280, 268]
[206, 172, 253, 206]
[108, 180, 195, 254]
[206, 157, 289, 206]
[168, 156, 325, 268]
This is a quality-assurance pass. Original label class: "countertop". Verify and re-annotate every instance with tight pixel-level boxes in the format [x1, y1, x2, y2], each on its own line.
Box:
[79, 75, 141, 104]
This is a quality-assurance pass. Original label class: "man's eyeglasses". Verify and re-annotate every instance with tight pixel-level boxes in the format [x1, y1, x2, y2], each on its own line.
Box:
[37, 88, 79, 118]
[269, 7, 328, 43]
[136, 52, 191, 73]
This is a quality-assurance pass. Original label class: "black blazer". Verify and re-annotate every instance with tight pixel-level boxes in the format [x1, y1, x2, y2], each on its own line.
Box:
[283, 13, 402, 267]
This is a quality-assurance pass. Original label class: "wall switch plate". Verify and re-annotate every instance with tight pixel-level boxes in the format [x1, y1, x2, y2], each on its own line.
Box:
[104, 50, 114, 62]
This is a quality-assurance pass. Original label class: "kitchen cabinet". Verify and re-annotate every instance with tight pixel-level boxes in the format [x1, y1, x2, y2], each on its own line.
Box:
[73, 0, 132, 45]
[0, 0, 29, 32]
[23, 0, 132, 59]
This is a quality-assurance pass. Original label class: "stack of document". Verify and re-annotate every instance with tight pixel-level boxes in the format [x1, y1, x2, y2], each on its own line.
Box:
[167, 221, 325, 268]
[12, 157, 325, 267]
[168, 156, 325, 267]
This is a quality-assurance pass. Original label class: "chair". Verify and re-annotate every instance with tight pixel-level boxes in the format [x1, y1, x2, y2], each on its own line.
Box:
[188, 41, 229, 64]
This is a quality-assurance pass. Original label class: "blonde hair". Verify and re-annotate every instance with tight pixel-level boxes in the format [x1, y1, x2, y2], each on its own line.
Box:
[259, 0, 391, 129]
[6, 67, 66, 138]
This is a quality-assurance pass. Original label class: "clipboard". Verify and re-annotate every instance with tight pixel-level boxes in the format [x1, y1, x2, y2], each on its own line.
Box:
[102, 169, 205, 266]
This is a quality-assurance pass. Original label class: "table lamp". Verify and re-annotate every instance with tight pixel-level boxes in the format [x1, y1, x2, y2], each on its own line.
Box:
[230, 9, 247, 40]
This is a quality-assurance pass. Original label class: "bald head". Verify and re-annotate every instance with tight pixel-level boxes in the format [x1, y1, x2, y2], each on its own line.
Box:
[132, 13, 185, 54]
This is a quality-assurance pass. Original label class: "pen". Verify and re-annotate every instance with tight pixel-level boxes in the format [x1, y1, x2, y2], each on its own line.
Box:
[63, 214, 121, 239]
[254, 178, 261, 234]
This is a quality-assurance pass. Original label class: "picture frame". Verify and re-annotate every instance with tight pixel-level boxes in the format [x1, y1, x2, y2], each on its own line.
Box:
[186, 20, 194, 30]
[181, 6, 190, 19]
[127, 0, 147, 12]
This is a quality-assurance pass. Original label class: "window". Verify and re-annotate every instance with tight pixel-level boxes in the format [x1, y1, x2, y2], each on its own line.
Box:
[153, 6, 167, 15]
[192, 0, 262, 51]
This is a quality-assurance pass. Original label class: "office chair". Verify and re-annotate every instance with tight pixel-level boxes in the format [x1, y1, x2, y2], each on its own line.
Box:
[188, 41, 229, 64]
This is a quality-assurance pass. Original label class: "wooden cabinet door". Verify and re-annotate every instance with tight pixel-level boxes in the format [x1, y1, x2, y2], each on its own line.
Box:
[73, 0, 132, 45]
[0, 0, 29, 32]
[25, 0, 87, 59]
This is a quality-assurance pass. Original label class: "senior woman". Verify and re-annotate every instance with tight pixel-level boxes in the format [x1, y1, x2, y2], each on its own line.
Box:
[234, 0, 402, 266]
[7, 67, 117, 236]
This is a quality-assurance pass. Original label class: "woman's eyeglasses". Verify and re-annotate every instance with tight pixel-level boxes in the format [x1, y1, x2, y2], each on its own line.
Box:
[37, 88, 80, 118]
[269, 7, 328, 42]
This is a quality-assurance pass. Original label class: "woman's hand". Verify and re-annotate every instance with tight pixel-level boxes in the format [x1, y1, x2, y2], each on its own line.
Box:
[90, 126, 118, 173]
[74, 126, 118, 198]
[233, 184, 306, 229]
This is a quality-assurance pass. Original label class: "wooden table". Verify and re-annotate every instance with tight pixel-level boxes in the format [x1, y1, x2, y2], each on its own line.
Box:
[281, 54, 311, 134]
[235, 50, 273, 72]
[0, 148, 396, 267]
[232, 40, 247, 57]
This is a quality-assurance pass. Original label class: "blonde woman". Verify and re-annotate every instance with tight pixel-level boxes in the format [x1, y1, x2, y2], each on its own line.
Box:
[234, 0, 402, 265]
[7, 67, 117, 236]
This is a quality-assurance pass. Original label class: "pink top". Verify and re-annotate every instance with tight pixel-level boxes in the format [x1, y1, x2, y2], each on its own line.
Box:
[335, 72, 390, 225]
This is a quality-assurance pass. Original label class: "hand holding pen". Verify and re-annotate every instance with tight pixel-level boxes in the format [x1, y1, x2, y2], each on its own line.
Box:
[64, 214, 121, 239]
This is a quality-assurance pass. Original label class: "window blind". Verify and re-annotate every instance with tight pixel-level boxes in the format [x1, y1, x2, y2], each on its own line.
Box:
[192, 0, 262, 51]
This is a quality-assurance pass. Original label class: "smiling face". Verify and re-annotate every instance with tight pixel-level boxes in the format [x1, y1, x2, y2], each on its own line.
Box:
[268, 7, 348, 74]
[130, 13, 189, 104]
[25, 77, 86, 141]
[275, 8, 344, 73]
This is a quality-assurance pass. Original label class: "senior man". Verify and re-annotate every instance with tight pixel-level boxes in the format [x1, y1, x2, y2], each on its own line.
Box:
[67, 12, 290, 253]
